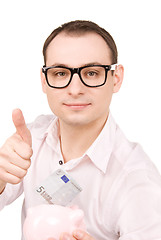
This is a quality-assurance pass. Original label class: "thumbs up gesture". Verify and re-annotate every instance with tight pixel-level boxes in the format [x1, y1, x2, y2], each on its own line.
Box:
[0, 109, 33, 192]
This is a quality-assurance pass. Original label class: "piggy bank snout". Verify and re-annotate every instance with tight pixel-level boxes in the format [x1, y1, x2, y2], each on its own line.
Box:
[70, 209, 85, 226]
[71, 209, 85, 230]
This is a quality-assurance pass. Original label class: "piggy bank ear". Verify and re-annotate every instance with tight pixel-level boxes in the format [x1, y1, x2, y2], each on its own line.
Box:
[69, 205, 79, 210]
[71, 209, 86, 230]
[71, 209, 84, 226]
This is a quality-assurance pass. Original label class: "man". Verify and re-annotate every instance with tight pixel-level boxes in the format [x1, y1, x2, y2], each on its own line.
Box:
[0, 20, 161, 240]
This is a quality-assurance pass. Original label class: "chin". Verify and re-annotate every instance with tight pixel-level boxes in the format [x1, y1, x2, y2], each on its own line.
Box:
[60, 116, 93, 127]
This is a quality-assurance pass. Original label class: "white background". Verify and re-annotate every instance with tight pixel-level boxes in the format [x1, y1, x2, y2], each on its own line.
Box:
[0, 0, 161, 239]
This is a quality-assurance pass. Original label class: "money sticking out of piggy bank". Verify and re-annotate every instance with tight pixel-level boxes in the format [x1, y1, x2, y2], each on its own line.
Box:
[23, 204, 86, 240]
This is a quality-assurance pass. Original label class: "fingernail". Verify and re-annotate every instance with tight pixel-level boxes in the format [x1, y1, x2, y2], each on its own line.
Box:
[73, 230, 84, 239]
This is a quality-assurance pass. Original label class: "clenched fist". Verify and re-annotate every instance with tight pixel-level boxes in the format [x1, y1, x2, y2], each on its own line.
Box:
[0, 109, 33, 193]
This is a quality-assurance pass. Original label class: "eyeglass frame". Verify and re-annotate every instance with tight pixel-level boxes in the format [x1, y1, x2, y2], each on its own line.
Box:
[42, 63, 117, 89]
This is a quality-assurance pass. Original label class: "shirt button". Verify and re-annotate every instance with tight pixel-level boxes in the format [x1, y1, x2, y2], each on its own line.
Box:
[59, 160, 63, 165]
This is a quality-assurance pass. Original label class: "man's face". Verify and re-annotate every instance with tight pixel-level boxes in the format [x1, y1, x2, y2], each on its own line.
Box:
[41, 32, 122, 128]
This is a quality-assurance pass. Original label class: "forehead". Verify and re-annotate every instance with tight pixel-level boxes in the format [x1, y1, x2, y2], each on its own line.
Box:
[45, 32, 112, 67]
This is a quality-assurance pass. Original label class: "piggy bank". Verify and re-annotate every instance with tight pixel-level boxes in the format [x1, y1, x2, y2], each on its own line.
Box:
[23, 204, 86, 240]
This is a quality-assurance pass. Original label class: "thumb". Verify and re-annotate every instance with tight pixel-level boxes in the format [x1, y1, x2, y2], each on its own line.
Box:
[12, 109, 32, 147]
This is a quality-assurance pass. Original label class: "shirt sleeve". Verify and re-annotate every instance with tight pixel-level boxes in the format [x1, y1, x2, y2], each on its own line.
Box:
[0, 182, 23, 211]
[0, 115, 55, 211]
[114, 169, 161, 240]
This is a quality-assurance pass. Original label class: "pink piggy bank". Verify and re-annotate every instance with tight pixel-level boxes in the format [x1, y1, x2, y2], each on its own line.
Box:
[23, 204, 86, 240]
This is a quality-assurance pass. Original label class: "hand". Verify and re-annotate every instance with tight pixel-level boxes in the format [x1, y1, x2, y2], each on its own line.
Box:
[0, 109, 33, 192]
[60, 230, 95, 240]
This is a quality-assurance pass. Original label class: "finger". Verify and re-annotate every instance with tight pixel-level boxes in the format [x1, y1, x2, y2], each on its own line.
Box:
[72, 230, 94, 240]
[0, 168, 21, 185]
[60, 233, 75, 240]
[0, 149, 31, 170]
[12, 109, 32, 147]
[9, 152, 31, 170]
[0, 160, 27, 179]
[7, 133, 33, 160]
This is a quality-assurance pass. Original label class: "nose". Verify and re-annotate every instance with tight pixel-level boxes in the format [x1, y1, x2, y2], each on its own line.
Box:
[67, 72, 85, 96]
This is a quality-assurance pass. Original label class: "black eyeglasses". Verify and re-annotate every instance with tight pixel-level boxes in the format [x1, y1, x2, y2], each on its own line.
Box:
[42, 64, 117, 89]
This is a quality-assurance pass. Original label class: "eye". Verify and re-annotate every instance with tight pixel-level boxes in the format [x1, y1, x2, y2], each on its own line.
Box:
[82, 66, 101, 78]
[87, 71, 97, 77]
[49, 68, 69, 78]
[56, 71, 66, 77]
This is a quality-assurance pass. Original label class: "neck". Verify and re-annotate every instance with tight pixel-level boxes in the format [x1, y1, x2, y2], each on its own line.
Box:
[58, 116, 108, 163]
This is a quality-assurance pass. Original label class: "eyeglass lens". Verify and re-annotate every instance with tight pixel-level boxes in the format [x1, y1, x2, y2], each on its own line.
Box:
[46, 66, 106, 88]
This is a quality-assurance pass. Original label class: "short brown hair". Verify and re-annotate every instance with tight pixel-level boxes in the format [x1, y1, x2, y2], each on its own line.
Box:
[43, 20, 118, 65]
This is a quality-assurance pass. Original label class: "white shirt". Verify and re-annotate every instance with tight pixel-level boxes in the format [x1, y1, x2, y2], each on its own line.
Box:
[0, 113, 161, 240]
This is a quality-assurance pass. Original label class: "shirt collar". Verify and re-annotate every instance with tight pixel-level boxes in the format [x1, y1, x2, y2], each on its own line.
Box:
[43, 112, 117, 174]
[46, 117, 61, 153]
[85, 112, 117, 173]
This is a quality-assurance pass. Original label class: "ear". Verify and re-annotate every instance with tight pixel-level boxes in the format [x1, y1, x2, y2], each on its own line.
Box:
[113, 64, 124, 93]
[40, 67, 47, 94]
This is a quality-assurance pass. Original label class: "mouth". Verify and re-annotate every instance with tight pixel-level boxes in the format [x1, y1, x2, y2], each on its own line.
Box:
[63, 103, 91, 110]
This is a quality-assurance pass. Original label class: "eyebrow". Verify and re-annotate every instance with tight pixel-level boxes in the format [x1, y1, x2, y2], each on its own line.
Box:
[49, 62, 105, 68]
